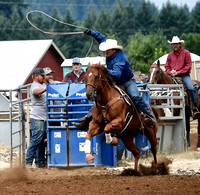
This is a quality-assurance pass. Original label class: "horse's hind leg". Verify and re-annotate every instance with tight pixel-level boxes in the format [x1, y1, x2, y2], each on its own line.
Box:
[197, 118, 200, 150]
[144, 127, 158, 164]
[185, 107, 191, 148]
[122, 137, 140, 170]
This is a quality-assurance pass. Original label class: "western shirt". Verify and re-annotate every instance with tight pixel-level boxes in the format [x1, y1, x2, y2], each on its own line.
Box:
[91, 30, 133, 84]
[165, 48, 192, 75]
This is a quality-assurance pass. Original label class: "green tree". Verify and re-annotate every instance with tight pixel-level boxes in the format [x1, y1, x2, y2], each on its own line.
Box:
[189, 2, 200, 33]
[111, 1, 126, 41]
[158, 2, 178, 39]
[57, 9, 87, 58]
[121, 2, 136, 45]
[4, 7, 22, 40]
[30, 10, 50, 39]
[94, 9, 111, 35]
[181, 33, 200, 55]
[0, 0, 28, 18]
[84, 10, 97, 29]
[0, 15, 8, 40]
[176, 5, 190, 35]
[135, 0, 154, 34]
[125, 31, 170, 73]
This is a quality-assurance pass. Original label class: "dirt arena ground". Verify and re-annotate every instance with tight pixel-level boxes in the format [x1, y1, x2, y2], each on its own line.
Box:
[0, 130, 200, 195]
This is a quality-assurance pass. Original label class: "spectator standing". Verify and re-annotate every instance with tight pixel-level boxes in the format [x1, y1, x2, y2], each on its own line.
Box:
[26, 68, 47, 168]
[62, 57, 86, 83]
[43, 67, 62, 126]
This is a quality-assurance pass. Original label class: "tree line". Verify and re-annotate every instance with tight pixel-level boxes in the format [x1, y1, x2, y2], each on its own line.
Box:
[0, 0, 200, 73]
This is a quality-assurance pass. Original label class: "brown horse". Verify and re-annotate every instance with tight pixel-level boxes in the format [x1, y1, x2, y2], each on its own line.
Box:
[84, 63, 158, 171]
[148, 60, 200, 149]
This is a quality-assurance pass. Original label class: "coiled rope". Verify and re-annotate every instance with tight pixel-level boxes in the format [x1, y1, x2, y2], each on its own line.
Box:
[26, 10, 93, 57]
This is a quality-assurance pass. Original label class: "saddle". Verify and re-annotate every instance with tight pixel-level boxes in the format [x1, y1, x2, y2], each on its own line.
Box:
[172, 76, 200, 92]
[171, 76, 200, 119]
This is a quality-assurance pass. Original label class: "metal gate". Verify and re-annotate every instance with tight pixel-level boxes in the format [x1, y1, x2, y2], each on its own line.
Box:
[148, 84, 187, 153]
[0, 84, 31, 168]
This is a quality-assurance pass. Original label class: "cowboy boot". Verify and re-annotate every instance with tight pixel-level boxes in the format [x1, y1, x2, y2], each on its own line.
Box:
[144, 115, 156, 128]
[72, 112, 92, 131]
[193, 107, 200, 119]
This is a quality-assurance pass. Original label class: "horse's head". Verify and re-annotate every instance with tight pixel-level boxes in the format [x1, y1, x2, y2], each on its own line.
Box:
[85, 63, 109, 101]
[148, 60, 163, 84]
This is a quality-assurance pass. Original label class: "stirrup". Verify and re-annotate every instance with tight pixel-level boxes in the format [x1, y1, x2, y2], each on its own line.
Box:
[72, 121, 88, 131]
[144, 116, 155, 127]
[193, 107, 200, 119]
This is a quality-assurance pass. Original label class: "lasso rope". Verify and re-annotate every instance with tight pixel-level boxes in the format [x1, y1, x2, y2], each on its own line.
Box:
[26, 10, 93, 57]
[26, 10, 86, 35]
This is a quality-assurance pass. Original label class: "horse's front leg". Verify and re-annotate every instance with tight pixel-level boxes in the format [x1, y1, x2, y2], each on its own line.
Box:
[104, 117, 123, 132]
[85, 121, 102, 164]
[105, 133, 118, 146]
[104, 117, 123, 146]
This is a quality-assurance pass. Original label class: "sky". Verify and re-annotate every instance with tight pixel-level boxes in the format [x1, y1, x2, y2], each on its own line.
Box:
[149, 0, 199, 10]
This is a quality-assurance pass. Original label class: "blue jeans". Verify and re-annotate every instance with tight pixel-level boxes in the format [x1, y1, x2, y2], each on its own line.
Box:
[26, 118, 46, 166]
[180, 73, 197, 107]
[121, 78, 154, 119]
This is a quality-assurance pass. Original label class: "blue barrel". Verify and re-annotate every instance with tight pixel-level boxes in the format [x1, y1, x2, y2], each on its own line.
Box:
[46, 83, 69, 167]
[67, 83, 117, 166]
[46, 83, 117, 167]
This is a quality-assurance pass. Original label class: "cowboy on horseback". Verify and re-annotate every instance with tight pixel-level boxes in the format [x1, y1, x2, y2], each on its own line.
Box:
[165, 36, 200, 119]
[74, 29, 156, 130]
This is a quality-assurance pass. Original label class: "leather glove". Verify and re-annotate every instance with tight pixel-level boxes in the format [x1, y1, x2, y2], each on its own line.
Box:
[84, 29, 91, 35]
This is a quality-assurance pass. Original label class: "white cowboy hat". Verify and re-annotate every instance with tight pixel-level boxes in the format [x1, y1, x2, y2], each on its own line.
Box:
[99, 39, 123, 51]
[168, 36, 185, 45]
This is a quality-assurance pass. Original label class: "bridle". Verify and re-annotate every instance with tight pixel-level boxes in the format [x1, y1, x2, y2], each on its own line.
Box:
[85, 69, 122, 125]
[86, 70, 109, 99]
[149, 64, 162, 84]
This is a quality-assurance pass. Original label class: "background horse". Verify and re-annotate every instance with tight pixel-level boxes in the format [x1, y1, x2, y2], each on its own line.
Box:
[84, 63, 158, 171]
[148, 60, 200, 149]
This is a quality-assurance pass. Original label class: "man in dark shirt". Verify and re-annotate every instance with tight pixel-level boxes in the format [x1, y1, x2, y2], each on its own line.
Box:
[62, 57, 85, 83]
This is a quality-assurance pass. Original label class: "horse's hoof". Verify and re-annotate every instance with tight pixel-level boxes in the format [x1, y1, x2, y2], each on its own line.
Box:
[86, 154, 94, 164]
[111, 137, 118, 146]
[197, 147, 200, 151]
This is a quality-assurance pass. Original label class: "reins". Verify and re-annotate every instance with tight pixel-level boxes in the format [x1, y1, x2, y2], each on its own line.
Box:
[86, 69, 121, 124]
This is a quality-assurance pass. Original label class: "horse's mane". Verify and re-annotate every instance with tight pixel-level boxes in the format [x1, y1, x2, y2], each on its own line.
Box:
[88, 63, 116, 86]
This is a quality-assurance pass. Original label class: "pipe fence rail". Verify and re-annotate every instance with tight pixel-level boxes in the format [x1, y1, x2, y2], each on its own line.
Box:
[0, 84, 31, 168]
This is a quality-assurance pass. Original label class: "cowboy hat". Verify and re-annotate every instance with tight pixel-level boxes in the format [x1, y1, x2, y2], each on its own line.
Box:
[168, 36, 185, 45]
[99, 39, 123, 51]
